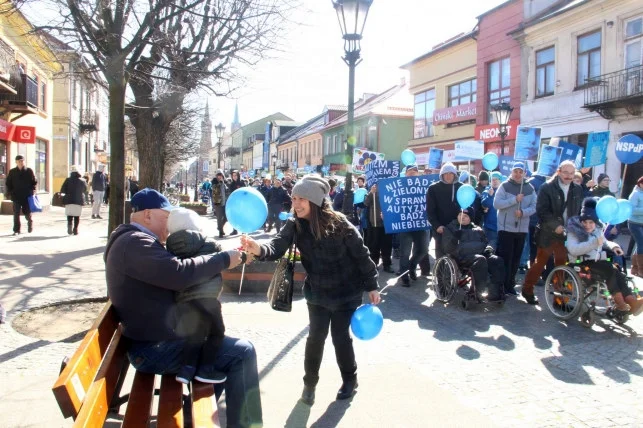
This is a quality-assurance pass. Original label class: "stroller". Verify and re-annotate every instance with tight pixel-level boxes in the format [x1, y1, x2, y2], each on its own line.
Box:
[200, 188, 211, 205]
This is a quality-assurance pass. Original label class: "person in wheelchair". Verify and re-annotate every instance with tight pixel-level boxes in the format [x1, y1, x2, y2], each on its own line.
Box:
[441, 207, 505, 301]
[566, 198, 643, 316]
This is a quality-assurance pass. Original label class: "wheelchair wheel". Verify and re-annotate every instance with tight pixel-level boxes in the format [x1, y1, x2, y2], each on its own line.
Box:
[579, 310, 595, 328]
[432, 257, 458, 303]
[544, 265, 584, 320]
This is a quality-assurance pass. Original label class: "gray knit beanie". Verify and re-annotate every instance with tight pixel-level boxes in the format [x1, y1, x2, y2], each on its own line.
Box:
[292, 175, 330, 207]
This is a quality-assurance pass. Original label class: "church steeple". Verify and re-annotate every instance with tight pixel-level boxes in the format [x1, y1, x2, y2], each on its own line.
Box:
[231, 101, 241, 132]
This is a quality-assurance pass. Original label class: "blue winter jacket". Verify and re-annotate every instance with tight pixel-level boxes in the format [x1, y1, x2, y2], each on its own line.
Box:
[481, 186, 499, 231]
[630, 185, 643, 225]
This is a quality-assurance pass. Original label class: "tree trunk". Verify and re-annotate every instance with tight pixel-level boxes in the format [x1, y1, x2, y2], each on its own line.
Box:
[136, 115, 168, 190]
[107, 77, 127, 235]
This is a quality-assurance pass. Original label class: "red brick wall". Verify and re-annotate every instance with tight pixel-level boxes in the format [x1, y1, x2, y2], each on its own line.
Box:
[476, 0, 523, 128]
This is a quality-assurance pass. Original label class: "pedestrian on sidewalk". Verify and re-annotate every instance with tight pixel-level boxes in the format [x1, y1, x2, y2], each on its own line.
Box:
[241, 175, 381, 406]
[104, 188, 262, 427]
[91, 165, 106, 219]
[60, 165, 87, 235]
[5, 154, 37, 235]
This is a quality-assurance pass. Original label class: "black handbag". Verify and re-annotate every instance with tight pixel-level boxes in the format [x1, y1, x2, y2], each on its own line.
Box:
[267, 236, 297, 312]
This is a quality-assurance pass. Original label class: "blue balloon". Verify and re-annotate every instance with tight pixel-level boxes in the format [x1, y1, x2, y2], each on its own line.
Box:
[353, 188, 368, 204]
[456, 184, 476, 209]
[225, 188, 268, 233]
[459, 171, 470, 183]
[611, 199, 633, 224]
[401, 149, 416, 166]
[596, 195, 618, 224]
[400, 170, 406, 177]
[278, 211, 292, 221]
[481, 152, 499, 171]
[350, 304, 383, 340]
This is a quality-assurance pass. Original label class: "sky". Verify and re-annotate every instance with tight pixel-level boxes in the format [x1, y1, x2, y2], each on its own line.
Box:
[209, 0, 507, 130]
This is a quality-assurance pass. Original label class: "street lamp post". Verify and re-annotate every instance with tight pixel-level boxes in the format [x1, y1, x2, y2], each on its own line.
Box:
[272, 153, 278, 176]
[215, 122, 225, 170]
[194, 158, 199, 202]
[491, 102, 513, 156]
[333, 0, 372, 220]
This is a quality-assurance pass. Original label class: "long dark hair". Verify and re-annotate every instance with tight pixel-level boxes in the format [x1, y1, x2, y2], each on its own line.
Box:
[295, 198, 348, 240]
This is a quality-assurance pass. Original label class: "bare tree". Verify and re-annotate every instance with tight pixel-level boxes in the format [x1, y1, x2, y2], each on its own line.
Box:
[126, 0, 294, 190]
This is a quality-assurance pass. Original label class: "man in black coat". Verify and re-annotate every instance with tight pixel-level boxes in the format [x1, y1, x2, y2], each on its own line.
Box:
[521, 161, 583, 304]
[5, 155, 37, 235]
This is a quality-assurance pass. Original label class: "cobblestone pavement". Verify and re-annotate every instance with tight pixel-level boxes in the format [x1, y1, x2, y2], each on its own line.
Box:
[0, 207, 642, 427]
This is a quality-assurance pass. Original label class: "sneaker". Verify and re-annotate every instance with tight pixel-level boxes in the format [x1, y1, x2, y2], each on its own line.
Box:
[521, 290, 539, 305]
[176, 365, 197, 384]
[194, 370, 227, 384]
[91, 215, 96, 219]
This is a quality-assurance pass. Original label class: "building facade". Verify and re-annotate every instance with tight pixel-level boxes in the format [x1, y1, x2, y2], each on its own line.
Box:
[322, 82, 413, 175]
[0, 7, 61, 206]
[514, 0, 643, 196]
[402, 31, 479, 170]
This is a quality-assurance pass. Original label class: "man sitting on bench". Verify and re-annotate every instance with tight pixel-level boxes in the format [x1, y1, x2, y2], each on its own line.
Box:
[104, 188, 262, 427]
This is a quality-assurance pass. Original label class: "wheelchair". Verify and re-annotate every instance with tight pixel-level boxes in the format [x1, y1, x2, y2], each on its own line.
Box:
[543, 260, 639, 328]
[431, 256, 504, 310]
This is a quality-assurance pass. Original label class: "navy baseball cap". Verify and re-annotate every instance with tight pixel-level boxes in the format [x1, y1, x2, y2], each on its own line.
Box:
[131, 188, 174, 212]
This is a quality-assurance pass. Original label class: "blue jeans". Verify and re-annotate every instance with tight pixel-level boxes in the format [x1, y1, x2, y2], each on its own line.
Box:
[483, 228, 498, 251]
[399, 230, 429, 275]
[128, 336, 262, 428]
[629, 221, 643, 255]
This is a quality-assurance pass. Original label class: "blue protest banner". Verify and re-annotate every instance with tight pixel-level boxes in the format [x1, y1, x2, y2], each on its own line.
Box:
[584, 131, 610, 167]
[558, 142, 582, 168]
[428, 148, 443, 169]
[536, 145, 562, 177]
[514, 126, 542, 161]
[615, 134, 643, 165]
[378, 175, 436, 234]
[498, 155, 515, 176]
[365, 160, 400, 188]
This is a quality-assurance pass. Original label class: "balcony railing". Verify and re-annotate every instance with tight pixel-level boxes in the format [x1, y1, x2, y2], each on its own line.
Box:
[0, 39, 16, 92]
[583, 64, 643, 118]
[0, 73, 38, 109]
[80, 109, 98, 132]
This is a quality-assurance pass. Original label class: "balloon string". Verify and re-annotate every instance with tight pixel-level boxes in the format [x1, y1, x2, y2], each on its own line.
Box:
[239, 233, 248, 295]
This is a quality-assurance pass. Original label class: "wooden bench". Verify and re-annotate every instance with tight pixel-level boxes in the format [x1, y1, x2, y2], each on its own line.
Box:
[52, 301, 221, 427]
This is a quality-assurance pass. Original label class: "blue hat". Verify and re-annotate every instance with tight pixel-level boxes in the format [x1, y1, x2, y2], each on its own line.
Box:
[490, 171, 503, 180]
[512, 161, 525, 171]
[131, 188, 174, 212]
[405, 164, 418, 172]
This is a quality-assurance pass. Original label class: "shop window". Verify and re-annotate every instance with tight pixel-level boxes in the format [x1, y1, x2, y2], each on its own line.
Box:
[35, 138, 47, 192]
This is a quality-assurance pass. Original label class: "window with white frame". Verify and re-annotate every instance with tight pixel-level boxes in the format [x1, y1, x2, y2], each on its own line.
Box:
[488, 57, 510, 122]
[535, 46, 555, 97]
[577, 30, 601, 86]
[625, 17, 642, 68]
[448, 78, 477, 106]
[413, 89, 435, 139]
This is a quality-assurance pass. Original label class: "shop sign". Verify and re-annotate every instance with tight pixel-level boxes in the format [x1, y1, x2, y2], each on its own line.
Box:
[474, 119, 519, 142]
[432, 103, 476, 125]
[0, 119, 14, 140]
[13, 125, 36, 144]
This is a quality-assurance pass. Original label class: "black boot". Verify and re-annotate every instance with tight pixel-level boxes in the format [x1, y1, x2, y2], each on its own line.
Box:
[336, 380, 358, 400]
[67, 217, 73, 235]
[300, 385, 315, 405]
